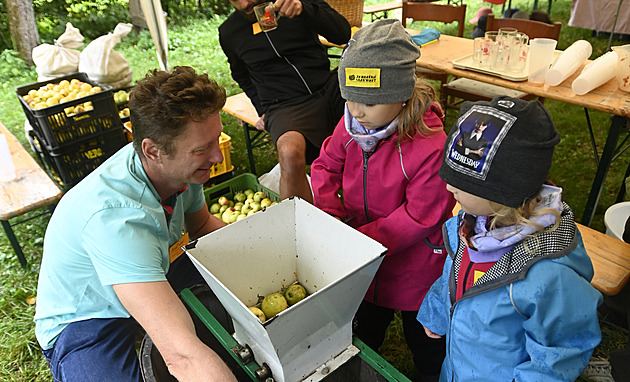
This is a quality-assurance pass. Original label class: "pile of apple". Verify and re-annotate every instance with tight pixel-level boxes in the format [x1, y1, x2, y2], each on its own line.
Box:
[209, 189, 277, 224]
[114, 89, 130, 118]
[21, 78, 102, 113]
[249, 283, 308, 323]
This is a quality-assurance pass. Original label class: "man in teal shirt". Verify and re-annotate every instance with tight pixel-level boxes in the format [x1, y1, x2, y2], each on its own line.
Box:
[35, 66, 237, 382]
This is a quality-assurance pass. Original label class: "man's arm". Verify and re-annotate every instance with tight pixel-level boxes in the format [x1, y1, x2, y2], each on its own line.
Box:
[186, 201, 226, 240]
[114, 281, 237, 382]
[299, 0, 351, 45]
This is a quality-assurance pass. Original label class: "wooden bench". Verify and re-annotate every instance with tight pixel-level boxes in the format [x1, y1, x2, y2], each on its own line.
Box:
[363, 1, 402, 21]
[577, 222, 630, 296]
[222, 93, 267, 175]
[452, 204, 630, 296]
[0, 121, 63, 267]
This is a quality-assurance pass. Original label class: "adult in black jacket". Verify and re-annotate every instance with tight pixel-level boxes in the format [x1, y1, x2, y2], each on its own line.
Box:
[220, 0, 351, 203]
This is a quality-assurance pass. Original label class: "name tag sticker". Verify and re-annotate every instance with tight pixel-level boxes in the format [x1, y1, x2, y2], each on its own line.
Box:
[345, 68, 381, 88]
[169, 232, 190, 263]
[252, 22, 262, 35]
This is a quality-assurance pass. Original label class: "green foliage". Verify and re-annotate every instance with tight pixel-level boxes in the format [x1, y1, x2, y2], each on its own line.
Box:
[33, 0, 131, 43]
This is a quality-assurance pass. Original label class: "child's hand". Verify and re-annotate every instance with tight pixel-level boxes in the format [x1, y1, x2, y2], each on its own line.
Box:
[424, 326, 442, 339]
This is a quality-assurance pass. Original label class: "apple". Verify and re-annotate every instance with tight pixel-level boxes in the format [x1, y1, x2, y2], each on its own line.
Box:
[260, 198, 273, 209]
[244, 189, 255, 197]
[209, 202, 221, 214]
[261, 293, 288, 319]
[241, 205, 252, 215]
[218, 196, 229, 206]
[250, 202, 261, 213]
[285, 284, 307, 305]
[222, 207, 235, 223]
[213, 213, 222, 219]
[253, 191, 266, 203]
[236, 214, 247, 222]
[234, 192, 247, 203]
[229, 211, 240, 223]
[249, 306, 266, 322]
[219, 205, 229, 214]
[234, 202, 244, 211]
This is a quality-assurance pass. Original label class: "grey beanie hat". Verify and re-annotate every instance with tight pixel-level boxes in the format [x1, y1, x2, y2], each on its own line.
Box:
[338, 19, 420, 104]
[439, 96, 561, 207]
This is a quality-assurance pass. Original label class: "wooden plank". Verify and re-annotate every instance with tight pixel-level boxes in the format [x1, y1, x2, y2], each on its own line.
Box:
[222, 92, 259, 126]
[577, 222, 630, 295]
[0, 121, 62, 221]
[363, 1, 402, 14]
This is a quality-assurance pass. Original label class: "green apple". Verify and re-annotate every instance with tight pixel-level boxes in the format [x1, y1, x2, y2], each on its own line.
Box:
[234, 192, 247, 203]
[218, 196, 229, 206]
[222, 207, 235, 223]
[236, 214, 247, 222]
[249, 306, 266, 322]
[213, 212, 222, 219]
[241, 205, 252, 215]
[234, 202, 244, 211]
[250, 202, 261, 213]
[261, 293, 288, 319]
[209, 202, 221, 214]
[260, 198, 273, 208]
[253, 191, 266, 203]
[219, 205, 229, 214]
[284, 284, 307, 305]
[229, 211, 240, 223]
[244, 189, 255, 196]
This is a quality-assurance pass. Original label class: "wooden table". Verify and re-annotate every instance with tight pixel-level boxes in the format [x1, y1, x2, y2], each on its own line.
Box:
[0, 121, 63, 267]
[417, 35, 630, 227]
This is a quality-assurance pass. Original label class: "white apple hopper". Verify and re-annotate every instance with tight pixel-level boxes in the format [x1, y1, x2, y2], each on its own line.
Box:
[185, 198, 387, 382]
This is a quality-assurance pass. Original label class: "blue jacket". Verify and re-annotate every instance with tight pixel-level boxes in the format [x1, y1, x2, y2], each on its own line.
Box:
[418, 204, 602, 382]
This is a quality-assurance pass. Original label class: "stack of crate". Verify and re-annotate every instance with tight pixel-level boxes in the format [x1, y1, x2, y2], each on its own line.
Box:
[15, 72, 126, 189]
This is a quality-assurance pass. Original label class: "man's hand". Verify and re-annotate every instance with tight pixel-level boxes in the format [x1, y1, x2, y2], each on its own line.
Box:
[273, 0, 302, 18]
[255, 114, 266, 131]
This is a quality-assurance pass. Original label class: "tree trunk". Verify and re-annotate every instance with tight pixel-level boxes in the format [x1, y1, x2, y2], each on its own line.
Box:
[5, 0, 39, 66]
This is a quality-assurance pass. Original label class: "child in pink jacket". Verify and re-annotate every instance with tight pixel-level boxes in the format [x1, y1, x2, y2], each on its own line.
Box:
[310, 19, 455, 381]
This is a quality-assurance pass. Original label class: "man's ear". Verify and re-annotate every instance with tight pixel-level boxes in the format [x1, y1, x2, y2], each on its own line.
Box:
[142, 138, 160, 162]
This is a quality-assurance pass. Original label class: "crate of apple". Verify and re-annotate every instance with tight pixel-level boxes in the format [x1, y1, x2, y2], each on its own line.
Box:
[209, 189, 278, 224]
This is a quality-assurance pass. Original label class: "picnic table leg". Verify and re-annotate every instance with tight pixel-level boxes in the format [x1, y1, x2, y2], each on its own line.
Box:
[582, 115, 629, 226]
[1, 220, 28, 267]
[242, 122, 258, 175]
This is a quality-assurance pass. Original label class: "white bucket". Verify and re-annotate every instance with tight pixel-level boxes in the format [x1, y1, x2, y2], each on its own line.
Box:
[604, 201, 630, 240]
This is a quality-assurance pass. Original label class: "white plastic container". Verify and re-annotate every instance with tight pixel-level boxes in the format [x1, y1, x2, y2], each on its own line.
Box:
[185, 198, 387, 382]
[545, 40, 592, 86]
[604, 201, 630, 240]
[572, 51, 618, 95]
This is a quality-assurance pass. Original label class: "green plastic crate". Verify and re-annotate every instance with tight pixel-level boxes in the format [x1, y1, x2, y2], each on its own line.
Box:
[203, 173, 279, 206]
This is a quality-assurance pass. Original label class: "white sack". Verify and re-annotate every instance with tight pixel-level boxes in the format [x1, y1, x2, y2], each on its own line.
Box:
[32, 23, 84, 82]
[79, 23, 133, 88]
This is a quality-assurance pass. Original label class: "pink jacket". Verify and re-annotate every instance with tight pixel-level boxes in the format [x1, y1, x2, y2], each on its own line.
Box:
[311, 103, 455, 311]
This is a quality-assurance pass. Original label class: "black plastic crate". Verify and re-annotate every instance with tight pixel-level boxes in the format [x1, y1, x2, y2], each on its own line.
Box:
[15, 72, 121, 152]
[32, 128, 127, 188]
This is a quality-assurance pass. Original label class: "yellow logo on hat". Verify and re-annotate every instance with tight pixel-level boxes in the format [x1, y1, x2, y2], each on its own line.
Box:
[345, 68, 380, 88]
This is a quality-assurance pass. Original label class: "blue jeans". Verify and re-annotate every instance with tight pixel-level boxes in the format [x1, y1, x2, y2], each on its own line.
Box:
[42, 317, 142, 382]
[42, 254, 207, 381]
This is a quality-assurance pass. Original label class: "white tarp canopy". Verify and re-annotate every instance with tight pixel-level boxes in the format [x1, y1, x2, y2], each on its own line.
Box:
[139, 0, 168, 70]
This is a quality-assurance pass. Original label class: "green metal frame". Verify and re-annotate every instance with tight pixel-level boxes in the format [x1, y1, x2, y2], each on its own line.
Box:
[180, 288, 411, 381]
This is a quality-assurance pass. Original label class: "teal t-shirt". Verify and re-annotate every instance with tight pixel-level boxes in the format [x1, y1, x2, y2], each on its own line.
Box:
[34, 144, 205, 350]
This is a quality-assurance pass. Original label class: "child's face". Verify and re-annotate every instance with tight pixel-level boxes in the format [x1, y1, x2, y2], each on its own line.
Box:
[346, 101, 403, 130]
[446, 184, 495, 216]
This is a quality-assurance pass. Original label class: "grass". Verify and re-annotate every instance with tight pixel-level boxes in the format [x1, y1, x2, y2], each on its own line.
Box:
[0, 0, 628, 380]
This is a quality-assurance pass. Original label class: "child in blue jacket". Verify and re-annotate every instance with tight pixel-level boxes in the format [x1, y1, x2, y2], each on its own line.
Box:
[418, 96, 602, 382]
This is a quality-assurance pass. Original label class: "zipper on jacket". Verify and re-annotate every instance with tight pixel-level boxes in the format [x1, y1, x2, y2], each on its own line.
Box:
[362, 150, 371, 222]
[265, 33, 313, 94]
